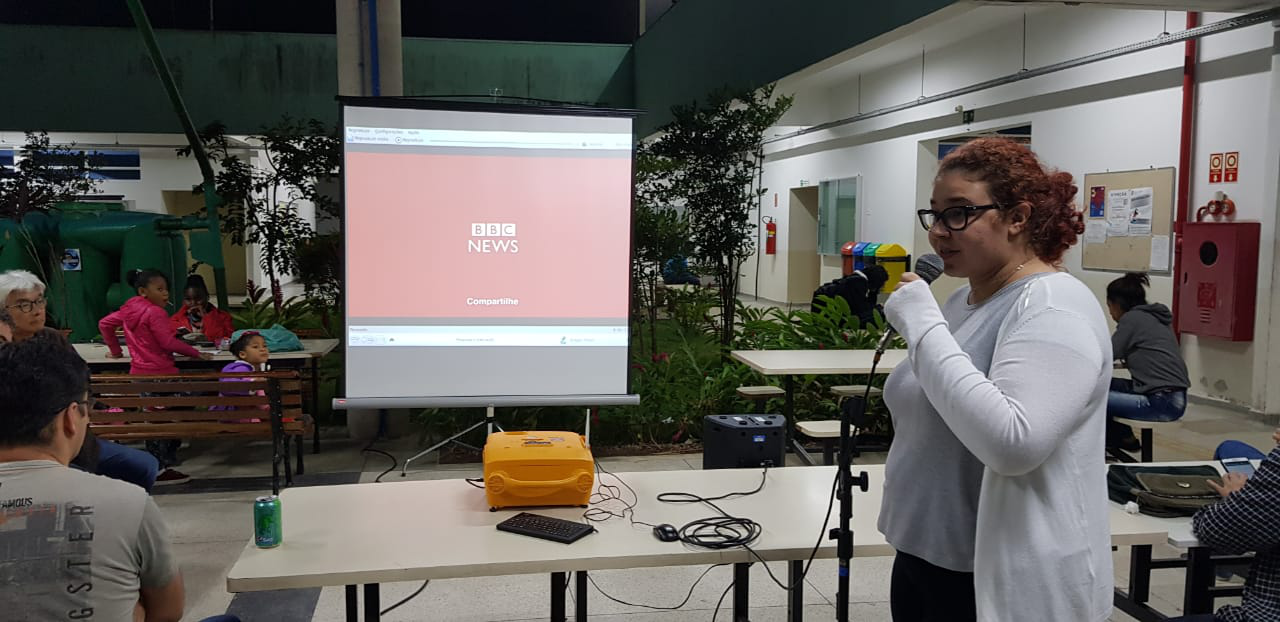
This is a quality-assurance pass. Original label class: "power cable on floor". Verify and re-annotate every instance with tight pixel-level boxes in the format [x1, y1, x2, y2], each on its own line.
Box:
[710, 579, 735, 622]
[585, 563, 729, 611]
[380, 580, 429, 617]
[361, 443, 398, 483]
[361, 440, 427, 616]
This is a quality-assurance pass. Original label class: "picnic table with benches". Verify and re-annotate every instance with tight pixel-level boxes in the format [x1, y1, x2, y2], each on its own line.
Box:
[89, 370, 311, 493]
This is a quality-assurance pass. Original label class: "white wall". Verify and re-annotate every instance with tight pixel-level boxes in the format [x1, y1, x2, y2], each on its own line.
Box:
[11, 132, 320, 291]
[1, 133, 207, 213]
[97, 149, 205, 214]
[752, 8, 1280, 414]
[244, 156, 317, 289]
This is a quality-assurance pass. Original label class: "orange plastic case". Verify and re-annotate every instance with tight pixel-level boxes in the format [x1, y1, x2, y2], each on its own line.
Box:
[483, 431, 595, 511]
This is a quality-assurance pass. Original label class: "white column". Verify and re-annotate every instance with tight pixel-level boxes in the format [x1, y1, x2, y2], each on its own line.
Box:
[336, 0, 363, 96]
[1257, 23, 1280, 417]
[375, 0, 404, 97]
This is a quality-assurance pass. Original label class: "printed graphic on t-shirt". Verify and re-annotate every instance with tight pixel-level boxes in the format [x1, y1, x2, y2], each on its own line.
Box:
[0, 500, 95, 620]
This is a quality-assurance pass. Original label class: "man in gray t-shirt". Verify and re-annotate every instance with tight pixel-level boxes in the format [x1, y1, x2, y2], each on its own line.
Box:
[0, 338, 184, 622]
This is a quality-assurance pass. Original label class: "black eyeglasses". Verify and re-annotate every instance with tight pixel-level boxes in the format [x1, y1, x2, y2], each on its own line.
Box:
[917, 204, 1003, 232]
[5, 296, 47, 314]
[55, 399, 91, 418]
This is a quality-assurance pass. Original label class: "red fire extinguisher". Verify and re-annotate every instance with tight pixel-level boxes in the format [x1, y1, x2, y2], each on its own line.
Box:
[764, 217, 777, 255]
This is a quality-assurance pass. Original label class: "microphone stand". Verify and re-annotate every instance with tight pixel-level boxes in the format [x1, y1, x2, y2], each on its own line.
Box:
[832, 257, 933, 620]
[829, 337, 880, 619]
[831, 368, 874, 622]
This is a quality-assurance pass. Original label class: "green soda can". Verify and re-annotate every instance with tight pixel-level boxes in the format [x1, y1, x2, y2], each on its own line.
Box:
[253, 495, 283, 548]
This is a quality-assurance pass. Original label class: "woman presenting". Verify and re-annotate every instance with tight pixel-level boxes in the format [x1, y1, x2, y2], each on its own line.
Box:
[879, 138, 1113, 622]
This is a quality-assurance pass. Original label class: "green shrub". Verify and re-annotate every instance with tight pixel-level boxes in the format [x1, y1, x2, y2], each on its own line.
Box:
[408, 291, 901, 449]
[230, 281, 330, 333]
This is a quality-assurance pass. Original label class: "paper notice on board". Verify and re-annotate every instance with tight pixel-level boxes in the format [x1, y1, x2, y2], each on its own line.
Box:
[1084, 220, 1106, 244]
[1128, 187, 1154, 236]
[1107, 189, 1130, 236]
[1150, 234, 1170, 271]
[1088, 186, 1106, 218]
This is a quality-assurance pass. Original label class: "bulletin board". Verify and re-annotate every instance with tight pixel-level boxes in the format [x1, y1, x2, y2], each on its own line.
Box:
[1080, 167, 1175, 274]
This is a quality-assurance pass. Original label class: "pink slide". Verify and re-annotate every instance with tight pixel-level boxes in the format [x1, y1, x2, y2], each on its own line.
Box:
[345, 151, 631, 319]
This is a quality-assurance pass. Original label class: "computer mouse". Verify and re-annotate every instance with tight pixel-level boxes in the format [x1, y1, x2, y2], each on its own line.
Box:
[653, 523, 680, 542]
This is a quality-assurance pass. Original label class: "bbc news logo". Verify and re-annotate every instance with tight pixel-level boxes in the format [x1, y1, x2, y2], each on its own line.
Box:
[471, 223, 516, 237]
[469, 223, 519, 254]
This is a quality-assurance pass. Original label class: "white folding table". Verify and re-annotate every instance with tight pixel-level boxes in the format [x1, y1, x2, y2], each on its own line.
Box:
[1111, 460, 1261, 621]
[227, 464, 1170, 622]
[730, 349, 907, 460]
[73, 338, 339, 367]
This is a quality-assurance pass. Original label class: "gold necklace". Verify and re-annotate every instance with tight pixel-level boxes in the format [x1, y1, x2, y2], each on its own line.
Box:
[973, 259, 1038, 305]
[1000, 259, 1033, 290]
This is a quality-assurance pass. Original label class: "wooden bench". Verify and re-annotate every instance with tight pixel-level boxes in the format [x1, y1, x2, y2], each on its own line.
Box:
[90, 370, 311, 493]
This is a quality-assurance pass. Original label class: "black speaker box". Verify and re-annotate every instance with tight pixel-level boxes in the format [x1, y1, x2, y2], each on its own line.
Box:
[702, 414, 786, 470]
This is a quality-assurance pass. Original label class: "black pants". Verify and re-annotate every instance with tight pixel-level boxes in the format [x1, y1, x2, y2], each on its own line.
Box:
[890, 551, 976, 622]
[146, 439, 181, 469]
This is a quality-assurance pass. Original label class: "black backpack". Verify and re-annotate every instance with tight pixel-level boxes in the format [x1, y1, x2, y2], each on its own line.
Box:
[810, 265, 888, 326]
[1107, 464, 1222, 518]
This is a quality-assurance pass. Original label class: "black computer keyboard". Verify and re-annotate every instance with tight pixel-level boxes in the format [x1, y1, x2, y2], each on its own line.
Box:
[496, 512, 596, 544]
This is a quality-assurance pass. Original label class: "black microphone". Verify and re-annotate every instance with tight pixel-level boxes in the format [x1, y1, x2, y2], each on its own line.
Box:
[875, 253, 945, 355]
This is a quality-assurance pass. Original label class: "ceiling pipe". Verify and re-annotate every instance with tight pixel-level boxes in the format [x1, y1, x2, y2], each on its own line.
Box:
[763, 7, 1278, 145]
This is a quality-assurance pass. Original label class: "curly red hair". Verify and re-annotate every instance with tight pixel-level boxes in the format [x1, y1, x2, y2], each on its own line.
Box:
[938, 137, 1083, 264]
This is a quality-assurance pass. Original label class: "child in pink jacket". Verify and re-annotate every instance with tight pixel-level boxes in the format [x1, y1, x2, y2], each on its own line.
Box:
[98, 269, 211, 486]
[99, 269, 209, 373]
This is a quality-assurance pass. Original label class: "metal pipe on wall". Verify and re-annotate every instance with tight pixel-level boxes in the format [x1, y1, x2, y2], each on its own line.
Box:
[123, 0, 229, 310]
[1172, 12, 1200, 337]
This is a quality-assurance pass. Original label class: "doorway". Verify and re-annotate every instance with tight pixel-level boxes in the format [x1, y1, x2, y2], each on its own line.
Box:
[787, 186, 821, 304]
[162, 191, 248, 297]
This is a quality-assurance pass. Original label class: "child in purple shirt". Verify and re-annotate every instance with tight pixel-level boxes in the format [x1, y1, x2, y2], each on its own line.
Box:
[219, 332, 270, 422]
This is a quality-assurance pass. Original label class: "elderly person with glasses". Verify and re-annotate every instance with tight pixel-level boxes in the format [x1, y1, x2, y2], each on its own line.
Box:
[0, 269, 50, 342]
[0, 269, 161, 492]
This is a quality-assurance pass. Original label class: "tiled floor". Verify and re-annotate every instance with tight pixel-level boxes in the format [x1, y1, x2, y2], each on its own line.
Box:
[158, 397, 1275, 621]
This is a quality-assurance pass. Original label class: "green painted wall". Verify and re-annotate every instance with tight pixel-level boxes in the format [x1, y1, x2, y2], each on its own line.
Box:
[403, 39, 634, 108]
[634, 0, 959, 135]
[0, 25, 633, 134]
[3, 2, 966, 137]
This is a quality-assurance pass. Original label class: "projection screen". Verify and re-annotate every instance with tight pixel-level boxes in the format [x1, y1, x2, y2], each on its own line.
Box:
[336, 99, 639, 409]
